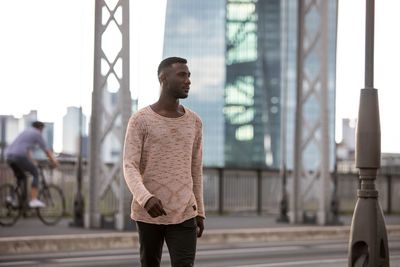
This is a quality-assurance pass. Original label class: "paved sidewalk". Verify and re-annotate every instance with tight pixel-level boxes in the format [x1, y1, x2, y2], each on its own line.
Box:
[2, 213, 400, 237]
[0, 214, 335, 237]
[1, 213, 324, 237]
[1, 214, 400, 254]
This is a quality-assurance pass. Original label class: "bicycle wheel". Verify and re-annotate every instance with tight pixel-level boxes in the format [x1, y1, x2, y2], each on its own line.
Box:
[0, 183, 21, 226]
[37, 184, 65, 225]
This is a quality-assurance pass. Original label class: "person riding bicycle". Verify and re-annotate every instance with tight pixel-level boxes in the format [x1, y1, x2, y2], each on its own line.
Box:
[5, 121, 59, 208]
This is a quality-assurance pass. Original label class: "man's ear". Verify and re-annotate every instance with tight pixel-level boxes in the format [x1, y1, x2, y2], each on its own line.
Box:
[159, 73, 167, 85]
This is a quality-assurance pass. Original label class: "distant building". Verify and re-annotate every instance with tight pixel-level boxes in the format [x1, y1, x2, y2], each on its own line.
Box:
[337, 118, 356, 161]
[21, 110, 38, 130]
[163, 0, 226, 167]
[0, 115, 19, 150]
[1, 110, 38, 150]
[62, 106, 87, 155]
[342, 118, 356, 151]
[101, 90, 138, 163]
[33, 121, 54, 159]
[0, 110, 54, 160]
[163, 0, 338, 169]
[381, 153, 400, 168]
[0, 115, 18, 161]
[336, 118, 400, 174]
[42, 122, 54, 150]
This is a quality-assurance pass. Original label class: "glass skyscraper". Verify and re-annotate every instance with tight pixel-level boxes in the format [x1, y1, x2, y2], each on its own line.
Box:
[163, 0, 226, 167]
[162, 0, 337, 170]
[224, 0, 281, 168]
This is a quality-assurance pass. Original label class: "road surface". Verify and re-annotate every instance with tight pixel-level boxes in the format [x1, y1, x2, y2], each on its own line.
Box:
[1, 238, 400, 267]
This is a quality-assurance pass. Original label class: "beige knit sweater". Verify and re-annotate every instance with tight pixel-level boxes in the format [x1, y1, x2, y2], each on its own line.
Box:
[123, 106, 205, 224]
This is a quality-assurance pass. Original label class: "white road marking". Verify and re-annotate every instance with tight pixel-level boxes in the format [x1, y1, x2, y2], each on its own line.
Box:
[197, 246, 302, 256]
[0, 261, 38, 266]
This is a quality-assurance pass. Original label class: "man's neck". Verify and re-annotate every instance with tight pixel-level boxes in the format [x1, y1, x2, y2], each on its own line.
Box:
[154, 97, 180, 111]
[151, 98, 184, 118]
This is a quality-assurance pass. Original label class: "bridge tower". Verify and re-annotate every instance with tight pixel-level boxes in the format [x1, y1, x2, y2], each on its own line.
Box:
[292, 0, 336, 225]
[86, 0, 132, 230]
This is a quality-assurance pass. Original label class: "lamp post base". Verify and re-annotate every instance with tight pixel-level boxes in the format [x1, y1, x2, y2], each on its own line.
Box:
[348, 197, 389, 267]
[276, 197, 289, 223]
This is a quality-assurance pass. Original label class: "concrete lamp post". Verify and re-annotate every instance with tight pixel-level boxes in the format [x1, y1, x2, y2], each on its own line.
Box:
[348, 0, 389, 266]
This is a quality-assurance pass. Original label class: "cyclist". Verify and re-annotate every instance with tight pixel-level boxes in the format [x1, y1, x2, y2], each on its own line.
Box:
[5, 121, 59, 208]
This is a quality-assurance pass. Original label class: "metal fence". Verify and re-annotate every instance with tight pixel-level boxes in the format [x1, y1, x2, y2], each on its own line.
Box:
[1, 162, 399, 217]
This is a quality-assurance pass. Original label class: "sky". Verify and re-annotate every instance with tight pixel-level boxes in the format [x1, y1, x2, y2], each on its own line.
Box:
[0, 0, 399, 154]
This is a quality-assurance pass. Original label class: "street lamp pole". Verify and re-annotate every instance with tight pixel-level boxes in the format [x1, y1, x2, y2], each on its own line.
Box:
[72, 106, 84, 227]
[348, 0, 389, 266]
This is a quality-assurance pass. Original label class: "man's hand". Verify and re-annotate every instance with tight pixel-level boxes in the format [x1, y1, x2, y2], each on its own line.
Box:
[196, 216, 204, 238]
[45, 150, 59, 168]
[51, 160, 60, 169]
[144, 197, 167, 218]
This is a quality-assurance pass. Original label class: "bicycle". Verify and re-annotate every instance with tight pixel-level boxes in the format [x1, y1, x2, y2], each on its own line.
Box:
[0, 162, 66, 226]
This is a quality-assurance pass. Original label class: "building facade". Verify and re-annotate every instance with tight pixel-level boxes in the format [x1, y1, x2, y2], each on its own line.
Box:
[224, 0, 282, 168]
[101, 91, 138, 163]
[62, 106, 87, 155]
[0, 111, 54, 160]
[162, 0, 337, 170]
[163, 0, 226, 167]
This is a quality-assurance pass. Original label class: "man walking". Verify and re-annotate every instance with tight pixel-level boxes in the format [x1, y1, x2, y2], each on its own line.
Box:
[123, 57, 205, 267]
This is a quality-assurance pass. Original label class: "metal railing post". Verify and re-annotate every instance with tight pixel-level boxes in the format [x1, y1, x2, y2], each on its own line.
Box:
[218, 168, 224, 215]
[387, 174, 392, 214]
[257, 169, 262, 215]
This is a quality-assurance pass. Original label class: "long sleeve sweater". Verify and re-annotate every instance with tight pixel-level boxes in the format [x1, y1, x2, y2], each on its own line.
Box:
[123, 106, 205, 224]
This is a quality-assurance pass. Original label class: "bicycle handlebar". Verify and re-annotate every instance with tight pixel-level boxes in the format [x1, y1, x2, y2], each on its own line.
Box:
[36, 160, 55, 169]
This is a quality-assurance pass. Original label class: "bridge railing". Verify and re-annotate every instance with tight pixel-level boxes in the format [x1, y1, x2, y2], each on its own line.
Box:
[1, 161, 399, 217]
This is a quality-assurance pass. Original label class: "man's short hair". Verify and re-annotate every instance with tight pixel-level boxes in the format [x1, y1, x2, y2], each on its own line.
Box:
[32, 121, 45, 129]
[157, 57, 187, 76]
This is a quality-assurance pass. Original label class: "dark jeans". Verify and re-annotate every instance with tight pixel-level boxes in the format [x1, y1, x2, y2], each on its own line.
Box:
[7, 155, 39, 188]
[136, 217, 197, 267]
